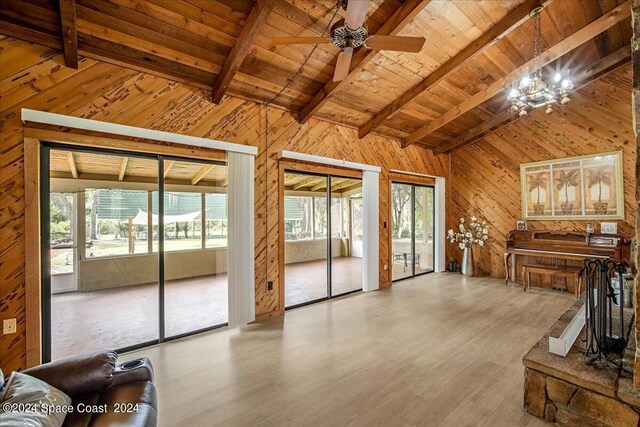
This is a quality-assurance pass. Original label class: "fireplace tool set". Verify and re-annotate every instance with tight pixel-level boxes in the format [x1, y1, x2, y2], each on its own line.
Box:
[582, 258, 629, 370]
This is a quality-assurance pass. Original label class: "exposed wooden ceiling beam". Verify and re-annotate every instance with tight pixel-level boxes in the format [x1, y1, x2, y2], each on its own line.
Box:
[311, 181, 328, 191]
[50, 171, 220, 188]
[191, 165, 214, 185]
[163, 160, 175, 178]
[58, 0, 78, 70]
[67, 152, 78, 179]
[340, 183, 364, 194]
[290, 176, 323, 190]
[358, 0, 550, 139]
[211, 0, 276, 104]
[0, 20, 62, 49]
[0, 19, 403, 143]
[118, 157, 129, 181]
[432, 111, 514, 155]
[331, 180, 362, 192]
[297, 0, 431, 124]
[403, 1, 631, 148]
[434, 44, 632, 155]
[58, 0, 78, 68]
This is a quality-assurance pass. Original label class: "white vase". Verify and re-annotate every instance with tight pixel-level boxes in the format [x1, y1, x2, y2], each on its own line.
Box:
[461, 247, 475, 277]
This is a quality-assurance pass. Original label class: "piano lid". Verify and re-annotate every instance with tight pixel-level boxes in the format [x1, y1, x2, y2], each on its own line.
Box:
[506, 230, 625, 249]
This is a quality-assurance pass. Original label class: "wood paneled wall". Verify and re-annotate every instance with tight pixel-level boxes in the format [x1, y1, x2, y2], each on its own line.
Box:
[0, 36, 448, 373]
[449, 64, 636, 277]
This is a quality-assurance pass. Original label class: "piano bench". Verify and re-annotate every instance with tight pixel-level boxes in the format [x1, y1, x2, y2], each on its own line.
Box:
[521, 264, 583, 297]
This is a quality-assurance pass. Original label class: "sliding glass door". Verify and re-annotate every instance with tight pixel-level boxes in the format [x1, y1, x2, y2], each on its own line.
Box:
[283, 172, 329, 307]
[330, 176, 363, 297]
[391, 182, 434, 281]
[42, 145, 228, 362]
[162, 159, 229, 338]
[284, 171, 363, 309]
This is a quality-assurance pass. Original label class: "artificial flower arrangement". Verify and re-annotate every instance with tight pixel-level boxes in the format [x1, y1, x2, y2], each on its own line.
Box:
[447, 213, 489, 249]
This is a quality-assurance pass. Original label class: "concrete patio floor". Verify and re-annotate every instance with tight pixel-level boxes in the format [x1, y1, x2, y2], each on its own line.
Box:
[51, 257, 366, 359]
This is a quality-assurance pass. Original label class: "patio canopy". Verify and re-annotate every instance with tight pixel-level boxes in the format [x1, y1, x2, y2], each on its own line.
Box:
[130, 209, 207, 225]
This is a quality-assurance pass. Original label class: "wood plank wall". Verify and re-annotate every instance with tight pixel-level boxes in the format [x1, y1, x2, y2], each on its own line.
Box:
[449, 64, 637, 277]
[0, 36, 448, 373]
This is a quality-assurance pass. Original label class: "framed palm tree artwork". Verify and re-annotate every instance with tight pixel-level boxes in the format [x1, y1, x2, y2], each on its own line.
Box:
[520, 152, 623, 220]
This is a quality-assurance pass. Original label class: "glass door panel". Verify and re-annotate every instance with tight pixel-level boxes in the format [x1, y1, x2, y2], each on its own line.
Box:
[414, 186, 435, 274]
[50, 192, 77, 294]
[47, 148, 159, 360]
[284, 172, 328, 308]
[163, 159, 229, 337]
[330, 177, 363, 296]
[391, 183, 414, 280]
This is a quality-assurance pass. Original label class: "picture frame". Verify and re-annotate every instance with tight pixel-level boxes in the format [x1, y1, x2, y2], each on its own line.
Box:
[520, 151, 624, 220]
[586, 223, 595, 233]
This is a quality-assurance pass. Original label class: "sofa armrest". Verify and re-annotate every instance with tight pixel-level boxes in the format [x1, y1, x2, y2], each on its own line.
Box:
[23, 350, 118, 397]
[110, 357, 154, 388]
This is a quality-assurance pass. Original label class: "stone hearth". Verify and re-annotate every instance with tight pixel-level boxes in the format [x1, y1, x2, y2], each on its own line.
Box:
[523, 298, 640, 426]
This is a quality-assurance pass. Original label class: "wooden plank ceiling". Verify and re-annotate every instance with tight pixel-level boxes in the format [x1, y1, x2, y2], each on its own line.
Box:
[0, 0, 632, 151]
[49, 149, 228, 185]
[284, 172, 362, 194]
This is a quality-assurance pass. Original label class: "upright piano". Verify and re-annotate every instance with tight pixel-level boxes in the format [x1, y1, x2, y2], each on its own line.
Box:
[504, 230, 630, 294]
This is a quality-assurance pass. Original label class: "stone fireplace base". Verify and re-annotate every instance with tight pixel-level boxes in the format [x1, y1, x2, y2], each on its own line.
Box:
[523, 298, 640, 426]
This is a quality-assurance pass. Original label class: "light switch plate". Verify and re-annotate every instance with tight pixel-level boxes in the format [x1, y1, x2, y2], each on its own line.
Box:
[600, 222, 617, 234]
[3, 318, 17, 335]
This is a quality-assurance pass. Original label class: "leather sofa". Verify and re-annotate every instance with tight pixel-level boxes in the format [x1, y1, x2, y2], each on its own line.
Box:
[18, 350, 157, 426]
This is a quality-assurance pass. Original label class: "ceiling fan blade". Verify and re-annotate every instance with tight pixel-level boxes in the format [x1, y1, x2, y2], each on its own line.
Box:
[333, 50, 353, 82]
[271, 37, 332, 45]
[364, 35, 425, 53]
[344, 0, 370, 30]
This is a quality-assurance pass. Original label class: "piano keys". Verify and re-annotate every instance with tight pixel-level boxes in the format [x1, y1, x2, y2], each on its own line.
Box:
[504, 230, 630, 294]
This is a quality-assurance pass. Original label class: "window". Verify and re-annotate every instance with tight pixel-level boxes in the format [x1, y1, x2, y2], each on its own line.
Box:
[163, 192, 204, 252]
[313, 196, 327, 239]
[205, 193, 227, 248]
[85, 189, 150, 258]
[284, 196, 313, 241]
[50, 193, 75, 274]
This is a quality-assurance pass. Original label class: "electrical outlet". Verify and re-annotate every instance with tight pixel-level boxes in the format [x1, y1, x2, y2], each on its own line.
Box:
[3, 318, 17, 335]
[384, 264, 388, 271]
[267, 281, 273, 291]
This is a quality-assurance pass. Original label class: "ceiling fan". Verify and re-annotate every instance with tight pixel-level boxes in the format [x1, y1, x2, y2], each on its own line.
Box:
[272, 0, 426, 82]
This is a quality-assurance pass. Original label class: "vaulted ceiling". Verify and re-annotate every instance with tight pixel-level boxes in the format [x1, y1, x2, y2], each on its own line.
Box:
[0, 0, 632, 152]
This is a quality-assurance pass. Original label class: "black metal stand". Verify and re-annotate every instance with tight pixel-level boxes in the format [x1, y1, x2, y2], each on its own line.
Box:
[582, 258, 628, 371]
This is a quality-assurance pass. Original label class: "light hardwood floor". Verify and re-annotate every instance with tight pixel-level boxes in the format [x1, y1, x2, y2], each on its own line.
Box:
[125, 273, 574, 426]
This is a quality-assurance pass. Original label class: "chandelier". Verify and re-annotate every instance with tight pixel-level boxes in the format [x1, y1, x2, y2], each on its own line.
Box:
[507, 6, 573, 116]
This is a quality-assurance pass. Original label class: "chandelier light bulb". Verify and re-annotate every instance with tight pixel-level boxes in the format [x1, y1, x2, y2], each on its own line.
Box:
[504, 7, 572, 115]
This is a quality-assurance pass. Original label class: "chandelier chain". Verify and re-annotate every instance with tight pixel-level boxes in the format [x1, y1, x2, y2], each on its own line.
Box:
[506, 6, 573, 114]
[534, 13, 542, 78]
